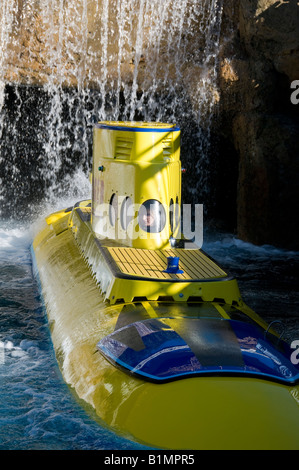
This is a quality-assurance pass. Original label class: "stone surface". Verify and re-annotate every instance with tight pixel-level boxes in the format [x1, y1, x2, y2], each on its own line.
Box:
[218, 0, 299, 249]
[1, 0, 299, 248]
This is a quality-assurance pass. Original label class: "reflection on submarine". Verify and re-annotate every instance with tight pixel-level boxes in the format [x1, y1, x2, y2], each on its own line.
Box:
[31, 121, 299, 449]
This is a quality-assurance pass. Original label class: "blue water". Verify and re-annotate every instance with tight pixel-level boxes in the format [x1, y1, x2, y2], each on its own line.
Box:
[0, 214, 299, 450]
[0, 219, 149, 450]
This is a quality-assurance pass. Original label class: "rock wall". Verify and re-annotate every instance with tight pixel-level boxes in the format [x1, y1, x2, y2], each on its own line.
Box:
[219, 0, 299, 250]
[1, 0, 299, 249]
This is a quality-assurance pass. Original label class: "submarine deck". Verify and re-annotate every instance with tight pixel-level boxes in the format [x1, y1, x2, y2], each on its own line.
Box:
[72, 204, 228, 282]
[42, 202, 241, 305]
[105, 245, 227, 281]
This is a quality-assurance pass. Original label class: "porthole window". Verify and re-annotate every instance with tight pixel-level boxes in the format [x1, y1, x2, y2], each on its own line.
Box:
[138, 199, 166, 233]
[120, 196, 133, 230]
[109, 193, 118, 226]
[175, 196, 180, 227]
[169, 198, 174, 233]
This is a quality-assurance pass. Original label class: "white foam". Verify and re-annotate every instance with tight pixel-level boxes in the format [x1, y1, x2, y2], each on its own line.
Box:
[0, 340, 29, 361]
[0, 225, 32, 252]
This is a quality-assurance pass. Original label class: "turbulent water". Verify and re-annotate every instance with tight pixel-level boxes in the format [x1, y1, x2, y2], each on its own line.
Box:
[0, 193, 298, 450]
[0, 195, 151, 451]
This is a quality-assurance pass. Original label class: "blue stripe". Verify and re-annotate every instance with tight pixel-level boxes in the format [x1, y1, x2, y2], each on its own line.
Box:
[95, 123, 180, 133]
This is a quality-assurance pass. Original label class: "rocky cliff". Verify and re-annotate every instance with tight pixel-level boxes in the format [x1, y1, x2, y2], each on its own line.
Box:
[219, 0, 299, 249]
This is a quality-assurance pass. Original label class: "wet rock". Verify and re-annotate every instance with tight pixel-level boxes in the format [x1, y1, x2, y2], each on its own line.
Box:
[1, 0, 299, 249]
[219, 0, 299, 250]
[233, 112, 299, 249]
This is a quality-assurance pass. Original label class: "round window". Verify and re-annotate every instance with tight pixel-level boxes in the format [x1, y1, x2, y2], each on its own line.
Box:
[120, 197, 133, 230]
[169, 198, 174, 233]
[109, 193, 118, 226]
[175, 196, 180, 227]
[138, 199, 166, 233]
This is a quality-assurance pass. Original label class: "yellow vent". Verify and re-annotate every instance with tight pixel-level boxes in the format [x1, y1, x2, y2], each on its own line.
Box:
[162, 137, 173, 158]
[115, 138, 133, 160]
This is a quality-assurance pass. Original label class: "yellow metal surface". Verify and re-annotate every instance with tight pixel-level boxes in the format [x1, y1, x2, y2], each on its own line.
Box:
[91, 121, 181, 249]
[67, 203, 241, 305]
[30, 121, 299, 449]
[107, 246, 227, 280]
[93, 121, 181, 162]
[31, 213, 299, 450]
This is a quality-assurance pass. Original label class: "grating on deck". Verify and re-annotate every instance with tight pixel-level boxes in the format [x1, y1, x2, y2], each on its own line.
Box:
[106, 247, 227, 281]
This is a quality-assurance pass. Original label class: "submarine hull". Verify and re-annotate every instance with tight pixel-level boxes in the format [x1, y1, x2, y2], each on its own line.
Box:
[31, 204, 299, 450]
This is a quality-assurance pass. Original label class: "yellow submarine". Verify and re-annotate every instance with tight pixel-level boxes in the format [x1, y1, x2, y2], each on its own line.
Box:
[31, 121, 299, 450]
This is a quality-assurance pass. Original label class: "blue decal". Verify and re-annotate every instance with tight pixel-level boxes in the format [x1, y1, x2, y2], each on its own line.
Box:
[97, 318, 299, 384]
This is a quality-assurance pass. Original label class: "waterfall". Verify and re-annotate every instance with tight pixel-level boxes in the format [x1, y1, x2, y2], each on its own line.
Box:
[0, 0, 223, 220]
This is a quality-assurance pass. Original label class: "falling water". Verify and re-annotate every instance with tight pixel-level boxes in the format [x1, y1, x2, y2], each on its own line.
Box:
[0, 0, 224, 219]
[1, 1, 299, 451]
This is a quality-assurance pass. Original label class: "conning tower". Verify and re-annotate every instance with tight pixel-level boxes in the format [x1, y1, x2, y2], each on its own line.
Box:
[91, 121, 181, 249]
